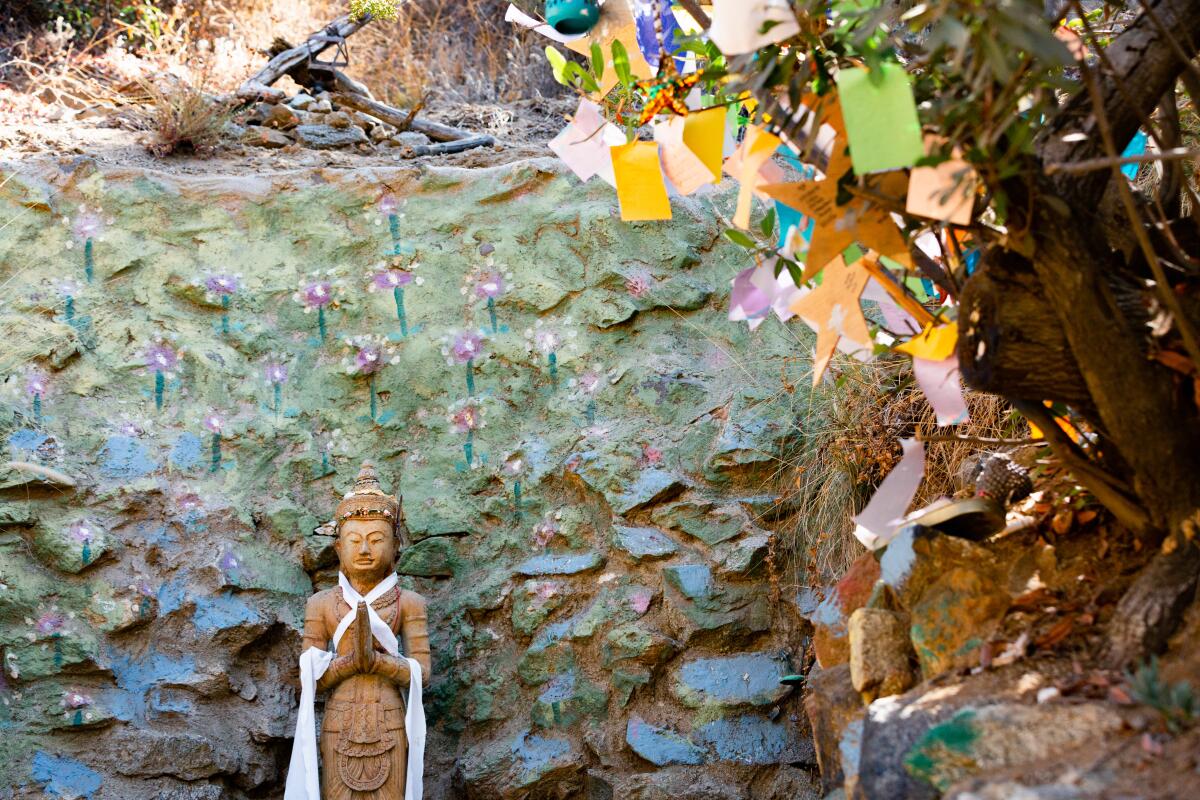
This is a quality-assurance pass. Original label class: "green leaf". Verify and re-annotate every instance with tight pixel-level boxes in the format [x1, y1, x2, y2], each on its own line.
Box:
[612, 39, 633, 88]
[759, 207, 777, 239]
[545, 46, 569, 86]
[563, 62, 600, 94]
[723, 229, 757, 249]
[590, 41, 605, 82]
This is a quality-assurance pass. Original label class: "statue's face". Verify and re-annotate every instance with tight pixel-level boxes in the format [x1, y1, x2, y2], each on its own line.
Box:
[335, 517, 396, 583]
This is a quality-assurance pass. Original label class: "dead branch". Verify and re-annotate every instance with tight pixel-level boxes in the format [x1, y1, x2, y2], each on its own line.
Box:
[237, 14, 372, 102]
[331, 92, 480, 143]
[399, 135, 497, 158]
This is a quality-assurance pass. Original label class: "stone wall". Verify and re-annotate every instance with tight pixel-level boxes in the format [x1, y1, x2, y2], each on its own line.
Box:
[0, 157, 817, 799]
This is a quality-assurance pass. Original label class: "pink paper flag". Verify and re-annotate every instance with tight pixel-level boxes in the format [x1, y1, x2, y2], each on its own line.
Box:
[912, 354, 970, 426]
[862, 278, 921, 337]
[729, 264, 773, 330]
[548, 99, 626, 186]
[852, 437, 925, 550]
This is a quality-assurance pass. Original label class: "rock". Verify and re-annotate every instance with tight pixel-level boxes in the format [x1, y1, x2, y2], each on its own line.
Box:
[394, 130, 432, 147]
[601, 623, 677, 669]
[663, 564, 713, 599]
[693, 714, 813, 765]
[651, 500, 748, 545]
[240, 127, 292, 149]
[626, 717, 706, 766]
[518, 620, 576, 685]
[293, 123, 368, 149]
[812, 553, 881, 668]
[903, 703, 1125, 793]
[30, 517, 111, 573]
[455, 729, 586, 800]
[514, 551, 604, 576]
[325, 110, 354, 129]
[754, 765, 823, 800]
[531, 670, 607, 728]
[879, 524, 994, 612]
[288, 93, 315, 110]
[397, 536, 458, 577]
[613, 525, 677, 561]
[714, 531, 770, 577]
[512, 580, 567, 636]
[803, 664, 863, 794]
[849, 608, 916, 703]
[108, 729, 237, 780]
[909, 567, 1009, 678]
[611, 665, 652, 706]
[672, 652, 791, 708]
[856, 691, 971, 800]
[370, 123, 397, 143]
[662, 565, 772, 646]
[309, 98, 333, 113]
[625, 769, 749, 800]
[261, 103, 300, 130]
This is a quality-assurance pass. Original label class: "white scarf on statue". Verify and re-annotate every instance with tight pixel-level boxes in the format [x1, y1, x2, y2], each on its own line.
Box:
[284, 572, 426, 800]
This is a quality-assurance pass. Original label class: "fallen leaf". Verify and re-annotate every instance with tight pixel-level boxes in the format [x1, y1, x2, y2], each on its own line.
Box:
[1051, 509, 1074, 535]
[1036, 617, 1074, 648]
[1077, 509, 1098, 525]
[1109, 685, 1133, 705]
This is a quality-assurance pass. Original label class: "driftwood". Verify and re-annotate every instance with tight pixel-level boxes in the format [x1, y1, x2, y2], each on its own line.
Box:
[237, 15, 372, 102]
[399, 135, 497, 158]
[331, 92, 486, 145]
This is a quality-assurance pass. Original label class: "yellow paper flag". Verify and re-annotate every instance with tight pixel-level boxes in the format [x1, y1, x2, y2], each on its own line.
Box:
[895, 323, 957, 361]
[682, 106, 726, 181]
[732, 126, 781, 229]
[611, 141, 672, 221]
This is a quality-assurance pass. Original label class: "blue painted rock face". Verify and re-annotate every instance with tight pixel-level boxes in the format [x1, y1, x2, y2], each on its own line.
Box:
[673, 653, 792, 708]
[612, 525, 678, 560]
[625, 717, 706, 766]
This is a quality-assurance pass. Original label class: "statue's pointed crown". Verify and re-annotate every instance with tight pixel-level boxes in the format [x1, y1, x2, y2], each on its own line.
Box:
[334, 460, 399, 530]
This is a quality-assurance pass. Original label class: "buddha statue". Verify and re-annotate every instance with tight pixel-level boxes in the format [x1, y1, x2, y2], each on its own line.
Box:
[285, 461, 431, 800]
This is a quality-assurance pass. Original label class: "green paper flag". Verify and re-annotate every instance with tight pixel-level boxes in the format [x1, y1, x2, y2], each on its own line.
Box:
[836, 64, 924, 174]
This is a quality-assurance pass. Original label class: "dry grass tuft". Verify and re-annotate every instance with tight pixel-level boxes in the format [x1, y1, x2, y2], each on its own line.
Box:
[774, 354, 1027, 591]
[126, 68, 234, 156]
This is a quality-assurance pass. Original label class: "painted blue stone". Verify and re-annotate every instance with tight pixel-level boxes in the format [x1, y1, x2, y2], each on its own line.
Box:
[625, 716, 705, 766]
[614, 468, 682, 513]
[675, 653, 790, 707]
[514, 552, 603, 577]
[99, 435, 157, 478]
[538, 671, 576, 703]
[8, 428, 48, 457]
[193, 591, 260, 632]
[157, 577, 189, 614]
[510, 729, 572, 774]
[169, 432, 203, 471]
[106, 646, 197, 720]
[663, 564, 712, 599]
[613, 525, 677, 560]
[879, 525, 918, 588]
[31, 752, 103, 798]
[530, 619, 573, 651]
[693, 715, 789, 764]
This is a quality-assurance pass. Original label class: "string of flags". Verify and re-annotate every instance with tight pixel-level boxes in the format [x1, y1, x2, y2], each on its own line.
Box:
[506, 0, 1053, 549]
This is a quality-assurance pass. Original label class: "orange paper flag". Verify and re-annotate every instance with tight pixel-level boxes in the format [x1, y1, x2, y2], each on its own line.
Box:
[611, 141, 672, 221]
[790, 254, 872, 385]
[728, 125, 782, 229]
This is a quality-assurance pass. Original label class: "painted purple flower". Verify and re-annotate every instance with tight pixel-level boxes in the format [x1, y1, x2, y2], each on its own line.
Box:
[446, 330, 485, 365]
[264, 361, 289, 385]
[533, 515, 560, 548]
[219, 548, 240, 572]
[144, 340, 180, 375]
[447, 399, 485, 433]
[55, 279, 82, 298]
[371, 268, 414, 291]
[474, 272, 505, 300]
[203, 273, 240, 297]
[534, 328, 562, 354]
[63, 690, 92, 709]
[575, 369, 603, 396]
[202, 411, 225, 434]
[342, 334, 399, 376]
[25, 369, 48, 397]
[303, 280, 333, 308]
[502, 455, 526, 477]
[36, 612, 65, 635]
[625, 272, 652, 297]
[377, 193, 402, 217]
[69, 209, 106, 242]
[629, 589, 653, 614]
[68, 521, 95, 544]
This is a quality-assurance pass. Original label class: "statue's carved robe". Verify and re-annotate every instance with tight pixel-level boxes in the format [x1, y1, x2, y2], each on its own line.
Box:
[302, 586, 431, 800]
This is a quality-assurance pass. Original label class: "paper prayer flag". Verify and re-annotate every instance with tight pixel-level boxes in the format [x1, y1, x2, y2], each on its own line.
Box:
[895, 322, 957, 361]
[729, 263, 774, 330]
[682, 107, 726, 181]
[709, 0, 800, 54]
[504, 3, 585, 44]
[565, 0, 653, 95]
[789, 254, 872, 384]
[549, 99, 627, 186]
[1120, 130, 1148, 180]
[728, 126, 782, 229]
[906, 138, 978, 225]
[611, 141, 672, 221]
[912, 354, 970, 426]
[836, 64, 924, 174]
[862, 278, 921, 336]
[775, 200, 812, 256]
[852, 438, 925, 550]
[654, 117, 715, 195]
